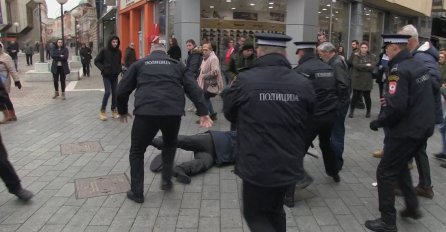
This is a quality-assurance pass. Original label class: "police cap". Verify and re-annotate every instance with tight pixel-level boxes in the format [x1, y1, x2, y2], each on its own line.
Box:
[293, 41, 317, 50]
[381, 34, 411, 44]
[255, 33, 292, 48]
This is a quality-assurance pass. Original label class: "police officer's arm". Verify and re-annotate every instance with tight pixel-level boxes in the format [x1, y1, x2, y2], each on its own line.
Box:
[376, 75, 409, 127]
[183, 67, 209, 116]
[94, 49, 105, 72]
[333, 62, 349, 104]
[222, 77, 248, 123]
[116, 61, 138, 115]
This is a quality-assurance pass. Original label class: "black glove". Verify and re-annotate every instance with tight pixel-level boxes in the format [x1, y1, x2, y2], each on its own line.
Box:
[369, 120, 380, 131]
[15, 81, 22, 89]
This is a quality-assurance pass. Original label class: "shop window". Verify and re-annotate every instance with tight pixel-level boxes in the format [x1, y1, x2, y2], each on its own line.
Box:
[362, 6, 384, 55]
[318, 0, 349, 56]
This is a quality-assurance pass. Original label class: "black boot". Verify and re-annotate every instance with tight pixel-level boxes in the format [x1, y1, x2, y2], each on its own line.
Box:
[364, 218, 397, 232]
[161, 179, 173, 191]
[174, 166, 191, 184]
[400, 208, 422, 219]
[366, 110, 371, 118]
[127, 190, 144, 203]
[14, 188, 34, 201]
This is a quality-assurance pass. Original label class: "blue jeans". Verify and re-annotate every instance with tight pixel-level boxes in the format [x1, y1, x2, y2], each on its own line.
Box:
[330, 103, 348, 170]
[101, 76, 118, 111]
[205, 96, 215, 115]
[13, 59, 18, 71]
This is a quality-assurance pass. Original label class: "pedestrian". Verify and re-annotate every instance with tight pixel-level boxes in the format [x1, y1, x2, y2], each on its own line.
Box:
[222, 39, 235, 85]
[116, 43, 212, 203]
[0, 42, 21, 123]
[317, 42, 350, 171]
[397, 24, 443, 199]
[79, 43, 92, 77]
[284, 41, 342, 208]
[24, 43, 34, 66]
[94, 35, 122, 121]
[46, 41, 52, 60]
[347, 40, 366, 109]
[348, 41, 375, 118]
[197, 42, 224, 121]
[50, 39, 70, 100]
[435, 51, 446, 160]
[167, 37, 181, 61]
[123, 42, 137, 71]
[0, 81, 33, 201]
[185, 39, 202, 80]
[222, 33, 315, 232]
[150, 130, 236, 184]
[233, 36, 246, 53]
[227, 43, 256, 82]
[6, 40, 19, 71]
[364, 34, 435, 232]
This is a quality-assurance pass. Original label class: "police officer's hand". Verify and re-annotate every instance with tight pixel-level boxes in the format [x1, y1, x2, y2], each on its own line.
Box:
[14, 81, 22, 89]
[118, 113, 133, 123]
[199, 115, 213, 128]
[379, 97, 387, 107]
[369, 120, 380, 131]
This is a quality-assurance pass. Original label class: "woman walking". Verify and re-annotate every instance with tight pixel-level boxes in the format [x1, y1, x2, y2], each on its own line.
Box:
[167, 37, 181, 61]
[50, 39, 70, 100]
[349, 41, 375, 118]
[0, 42, 21, 123]
[79, 43, 92, 77]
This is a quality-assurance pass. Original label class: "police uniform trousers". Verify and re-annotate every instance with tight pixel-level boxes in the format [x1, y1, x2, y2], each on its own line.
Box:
[129, 115, 181, 198]
[0, 133, 22, 194]
[305, 111, 338, 177]
[377, 136, 426, 225]
[169, 133, 216, 176]
[243, 181, 291, 232]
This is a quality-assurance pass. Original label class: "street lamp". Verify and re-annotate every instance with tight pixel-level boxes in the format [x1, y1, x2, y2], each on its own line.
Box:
[71, 8, 82, 56]
[34, 0, 45, 63]
[56, 0, 68, 44]
[13, 22, 19, 41]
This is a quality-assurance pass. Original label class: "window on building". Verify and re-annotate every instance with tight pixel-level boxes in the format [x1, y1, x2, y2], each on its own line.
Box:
[318, 0, 349, 55]
[362, 6, 384, 55]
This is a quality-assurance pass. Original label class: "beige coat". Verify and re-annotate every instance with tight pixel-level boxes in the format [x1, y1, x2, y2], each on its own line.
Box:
[0, 52, 19, 93]
[197, 51, 224, 92]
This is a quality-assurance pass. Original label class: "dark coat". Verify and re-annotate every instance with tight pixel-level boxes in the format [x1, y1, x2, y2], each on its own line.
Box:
[6, 42, 19, 60]
[117, 50, 208, 117]
[328, 55, 350, 104]
[124, 47, 137, 67]
[167, 45, 181, 61]
[350, 52, 375, 91]
[227, 51, 256, 81]
[208, 130, 237, 166]
[222, 53, 315, 187]
[375, 49, 435, 139]
[79, 47, 92, 64]
[186, 47, 202, 79]
[94, 36, 122, 78]
[50, 47, 70, 75]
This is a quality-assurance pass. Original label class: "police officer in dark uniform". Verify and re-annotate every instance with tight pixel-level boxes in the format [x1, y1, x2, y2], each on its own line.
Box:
[223, 33, 315, 232]
[117, 43, 213, 204]
[364, 34, 435, 232]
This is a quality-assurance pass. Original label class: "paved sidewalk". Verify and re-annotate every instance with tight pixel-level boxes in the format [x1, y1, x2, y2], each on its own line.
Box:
[1, 54, 446, 231]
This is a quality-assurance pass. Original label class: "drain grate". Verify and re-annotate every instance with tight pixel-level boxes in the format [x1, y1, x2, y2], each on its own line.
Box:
[74, 173, 130, 199]
[60, 141, 103, 155]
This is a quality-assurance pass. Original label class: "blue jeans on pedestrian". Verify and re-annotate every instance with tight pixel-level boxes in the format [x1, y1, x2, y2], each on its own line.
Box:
[13, 59, 18, 71]
[330, 103, 349, 170]
[205, 96, 215, 115]
[101, 76, 118, 111]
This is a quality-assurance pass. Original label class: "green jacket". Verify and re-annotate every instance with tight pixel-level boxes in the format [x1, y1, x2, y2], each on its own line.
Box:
[226, 52, 256, 81]
[350, 52, 375, 91]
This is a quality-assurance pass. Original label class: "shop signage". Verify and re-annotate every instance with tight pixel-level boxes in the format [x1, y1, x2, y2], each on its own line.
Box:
[233, 12, 258, 21]
[201, 19, 285, 32]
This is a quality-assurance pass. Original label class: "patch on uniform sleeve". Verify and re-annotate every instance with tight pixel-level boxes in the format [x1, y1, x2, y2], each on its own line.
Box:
[387, 75, 399, 82]
[388, 81, 397, 95]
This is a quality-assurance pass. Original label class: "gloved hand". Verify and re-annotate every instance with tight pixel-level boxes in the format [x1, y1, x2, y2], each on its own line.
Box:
[15, 81, 22, 89]
[369, 120, 380, 131]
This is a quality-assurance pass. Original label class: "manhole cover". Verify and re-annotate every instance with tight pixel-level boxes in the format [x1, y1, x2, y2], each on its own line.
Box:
[60, 141, 103, 155]
[74, 174, 130, 199]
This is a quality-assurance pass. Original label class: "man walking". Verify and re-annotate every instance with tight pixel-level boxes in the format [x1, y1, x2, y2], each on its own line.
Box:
[6, 40, 19, 71]
[117, 43, 212, 203]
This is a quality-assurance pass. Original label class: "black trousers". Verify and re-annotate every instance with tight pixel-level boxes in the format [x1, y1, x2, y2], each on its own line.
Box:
[0, 133, 21, 194]
[25, 54, 33, 65]
[82, 61, 90, 76]
[53, 66, 66, 92]
[350, 90, 371, 112]
[175, 133, 215, 175]
[243, 181, 290, 232]
[377, 136, 425, 225]
[0, 93, 15, 111]
[129, 115, 181, 198]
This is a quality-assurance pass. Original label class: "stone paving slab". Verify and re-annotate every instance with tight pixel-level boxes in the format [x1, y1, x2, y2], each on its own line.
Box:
[0, 53, 446, 231]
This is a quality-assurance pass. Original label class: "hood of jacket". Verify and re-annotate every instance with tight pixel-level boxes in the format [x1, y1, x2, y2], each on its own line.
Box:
[107, 35, 121, 51]
[413, 41, 438, 60]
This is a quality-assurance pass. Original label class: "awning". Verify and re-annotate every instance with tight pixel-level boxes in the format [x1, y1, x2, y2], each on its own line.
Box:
[99, 7, 117, 22]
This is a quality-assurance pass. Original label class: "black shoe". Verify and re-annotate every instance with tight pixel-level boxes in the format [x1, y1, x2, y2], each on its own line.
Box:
[364, 218, 397, 232]
[161, 179, 173, 191]
[151, 137, 163, 150]
[14, 188, 34, 201]
[331, 173, 340, 183]
[366, 111, 371, 118]
[127, 190, 144, 203]
[283, 195, 294, 208]
[434, 153, 446, 160]
[348, 112, 354, 118]
[174, 167, 191, 184]
[400, 208, 422, 220]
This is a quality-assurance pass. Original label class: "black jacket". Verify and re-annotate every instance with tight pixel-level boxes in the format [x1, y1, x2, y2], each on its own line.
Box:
[294, 54, 339, 116]
[50, 47, 70, 75]
[186, 47, 202, 79]
[79, 47, 92, 64]
[124, 47, 137, 67]
[167, 45, 181, 61]
[375, 49, 435, 139]
[117, 50, 208, 117]
[222, 53, 315, 187]
[94, 36, 122, 77]
[6, 43, 19, 60]
[328, 55, 350, 104]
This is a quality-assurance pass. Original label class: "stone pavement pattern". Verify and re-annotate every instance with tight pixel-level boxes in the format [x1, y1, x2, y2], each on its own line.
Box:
[0, 54, 446, 231]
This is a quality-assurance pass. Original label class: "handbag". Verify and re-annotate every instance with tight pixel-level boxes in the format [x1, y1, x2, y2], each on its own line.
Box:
[203, 74, 219, 97]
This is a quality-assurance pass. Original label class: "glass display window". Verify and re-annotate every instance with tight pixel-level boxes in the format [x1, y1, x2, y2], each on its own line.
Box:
[362, 6, 384, 56]
[318, 0, 349, 56]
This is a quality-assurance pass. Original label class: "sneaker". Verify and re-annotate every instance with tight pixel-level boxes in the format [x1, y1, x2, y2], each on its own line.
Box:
[372, 149, 384, 158]
[174, 166, 191, 184]
[414, 186, 434, 199]
[434, 153, 446, 160]
[14, 188, 34, 201]
[126, 190, 144, 203]
[111, 109, 119, 119]
[99, 110, 107, 121]
[400, 208, 422, 219]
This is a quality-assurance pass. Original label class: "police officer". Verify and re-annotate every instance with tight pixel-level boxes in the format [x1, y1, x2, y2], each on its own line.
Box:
[117, 43, 213, 204]
[364, 34, 435, 232]
[223, 33, 315, 232]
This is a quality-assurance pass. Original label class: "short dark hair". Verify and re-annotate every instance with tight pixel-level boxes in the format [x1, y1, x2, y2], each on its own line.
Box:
[186, 39, 196, 46]
[352, 40, 359, 45]
[360, 41, 369, 47]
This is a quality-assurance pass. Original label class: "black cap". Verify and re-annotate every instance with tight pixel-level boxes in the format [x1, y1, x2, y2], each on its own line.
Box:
[293, 41, 317, 50]
[255, 33, 292, 48]
[241, 43, 254, 51]
[381, 34, 411, 44]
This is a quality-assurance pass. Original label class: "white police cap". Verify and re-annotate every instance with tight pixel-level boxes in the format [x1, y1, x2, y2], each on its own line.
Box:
[293, 41, 318, 50]
[381, 34, 411, 44]
[255, 33, 292, 48]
